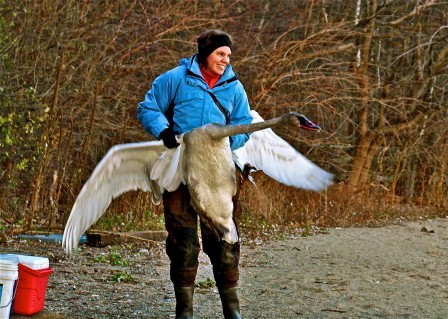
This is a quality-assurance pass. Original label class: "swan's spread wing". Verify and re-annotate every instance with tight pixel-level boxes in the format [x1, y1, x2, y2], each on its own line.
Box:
[63, 141, 167, 254]
[233, 111, 333, 192]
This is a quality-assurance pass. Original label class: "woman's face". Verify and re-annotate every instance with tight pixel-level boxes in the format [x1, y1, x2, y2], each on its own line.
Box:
[205, 46, 231, 76]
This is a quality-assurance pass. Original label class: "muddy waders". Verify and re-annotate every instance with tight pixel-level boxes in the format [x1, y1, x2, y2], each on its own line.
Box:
[163, 169, 245, 319]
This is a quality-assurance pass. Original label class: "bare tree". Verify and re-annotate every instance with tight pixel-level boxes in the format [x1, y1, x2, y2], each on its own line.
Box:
[0, 0, 446, 231]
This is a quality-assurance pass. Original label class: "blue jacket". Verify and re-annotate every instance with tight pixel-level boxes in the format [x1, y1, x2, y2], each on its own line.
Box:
[137, 55, 252, 150]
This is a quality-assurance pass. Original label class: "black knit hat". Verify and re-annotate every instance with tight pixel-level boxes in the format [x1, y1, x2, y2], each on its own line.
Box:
[197, 30, 233, 64]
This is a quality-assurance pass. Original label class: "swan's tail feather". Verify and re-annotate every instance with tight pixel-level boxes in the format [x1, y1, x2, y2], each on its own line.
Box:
[198, 211, 239, 244]
[221, 220, 238, 244]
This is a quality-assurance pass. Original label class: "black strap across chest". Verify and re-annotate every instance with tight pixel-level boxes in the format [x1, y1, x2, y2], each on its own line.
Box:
[165, 89, 231, 130]
[206, 91, 230, 124]
[165, 70, 238, 128]
[165, 91, 229, 130]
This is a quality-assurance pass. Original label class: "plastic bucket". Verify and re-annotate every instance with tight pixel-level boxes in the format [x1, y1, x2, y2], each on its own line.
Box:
[0, 255, 19, 319]
[13, 263, 54, 315]
[6, 254, 53, 316]
[7, 254, 49, 270]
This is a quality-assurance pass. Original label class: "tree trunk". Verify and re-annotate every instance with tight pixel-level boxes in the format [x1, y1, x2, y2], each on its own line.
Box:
[347, 0, 377, 192]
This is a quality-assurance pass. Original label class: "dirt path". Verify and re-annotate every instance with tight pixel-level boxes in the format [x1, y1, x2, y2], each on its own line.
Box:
[5, 218, 448, 319]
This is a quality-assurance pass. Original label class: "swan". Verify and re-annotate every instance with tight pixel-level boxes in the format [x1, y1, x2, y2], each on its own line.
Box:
[62, 110, 333, 253]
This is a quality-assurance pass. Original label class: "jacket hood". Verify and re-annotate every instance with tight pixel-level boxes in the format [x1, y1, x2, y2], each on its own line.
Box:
[178, 55, 236, 84]
[178, 57, 192, 68]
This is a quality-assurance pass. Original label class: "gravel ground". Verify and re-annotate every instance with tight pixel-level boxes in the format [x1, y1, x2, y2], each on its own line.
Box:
[3, 218, 448, 319]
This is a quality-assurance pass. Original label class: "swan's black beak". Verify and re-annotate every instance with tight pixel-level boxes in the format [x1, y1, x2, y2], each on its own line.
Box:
[298, 115, 321, 131]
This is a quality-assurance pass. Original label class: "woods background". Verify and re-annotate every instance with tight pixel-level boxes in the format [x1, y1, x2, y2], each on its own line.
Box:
[0, 0, 446, 235]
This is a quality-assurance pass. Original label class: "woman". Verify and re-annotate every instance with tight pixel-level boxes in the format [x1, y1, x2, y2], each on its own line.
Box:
[137, 30, 252, 319]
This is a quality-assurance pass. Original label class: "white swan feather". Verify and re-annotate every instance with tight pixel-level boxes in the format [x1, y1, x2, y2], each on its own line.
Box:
[62, 111, 333, 253]
[233, 111, 333, 191]
[63, 141, 173, 254]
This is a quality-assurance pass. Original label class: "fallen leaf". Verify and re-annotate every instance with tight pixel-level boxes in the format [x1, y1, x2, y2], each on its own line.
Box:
[421, 226, 435, 233]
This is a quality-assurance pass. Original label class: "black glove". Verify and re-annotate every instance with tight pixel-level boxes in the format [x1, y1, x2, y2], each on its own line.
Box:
[159, 127, 179, 149]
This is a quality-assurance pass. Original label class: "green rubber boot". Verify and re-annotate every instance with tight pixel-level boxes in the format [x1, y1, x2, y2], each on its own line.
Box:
[219, 287, 242, 319]
[174, 286, 194, 319]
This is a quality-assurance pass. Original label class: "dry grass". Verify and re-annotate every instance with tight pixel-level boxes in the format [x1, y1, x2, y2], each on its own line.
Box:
[236, 174, 446, 239]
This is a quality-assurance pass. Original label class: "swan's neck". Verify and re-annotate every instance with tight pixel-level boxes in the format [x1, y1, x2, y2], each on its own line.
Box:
[207, 113, 296, 140]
